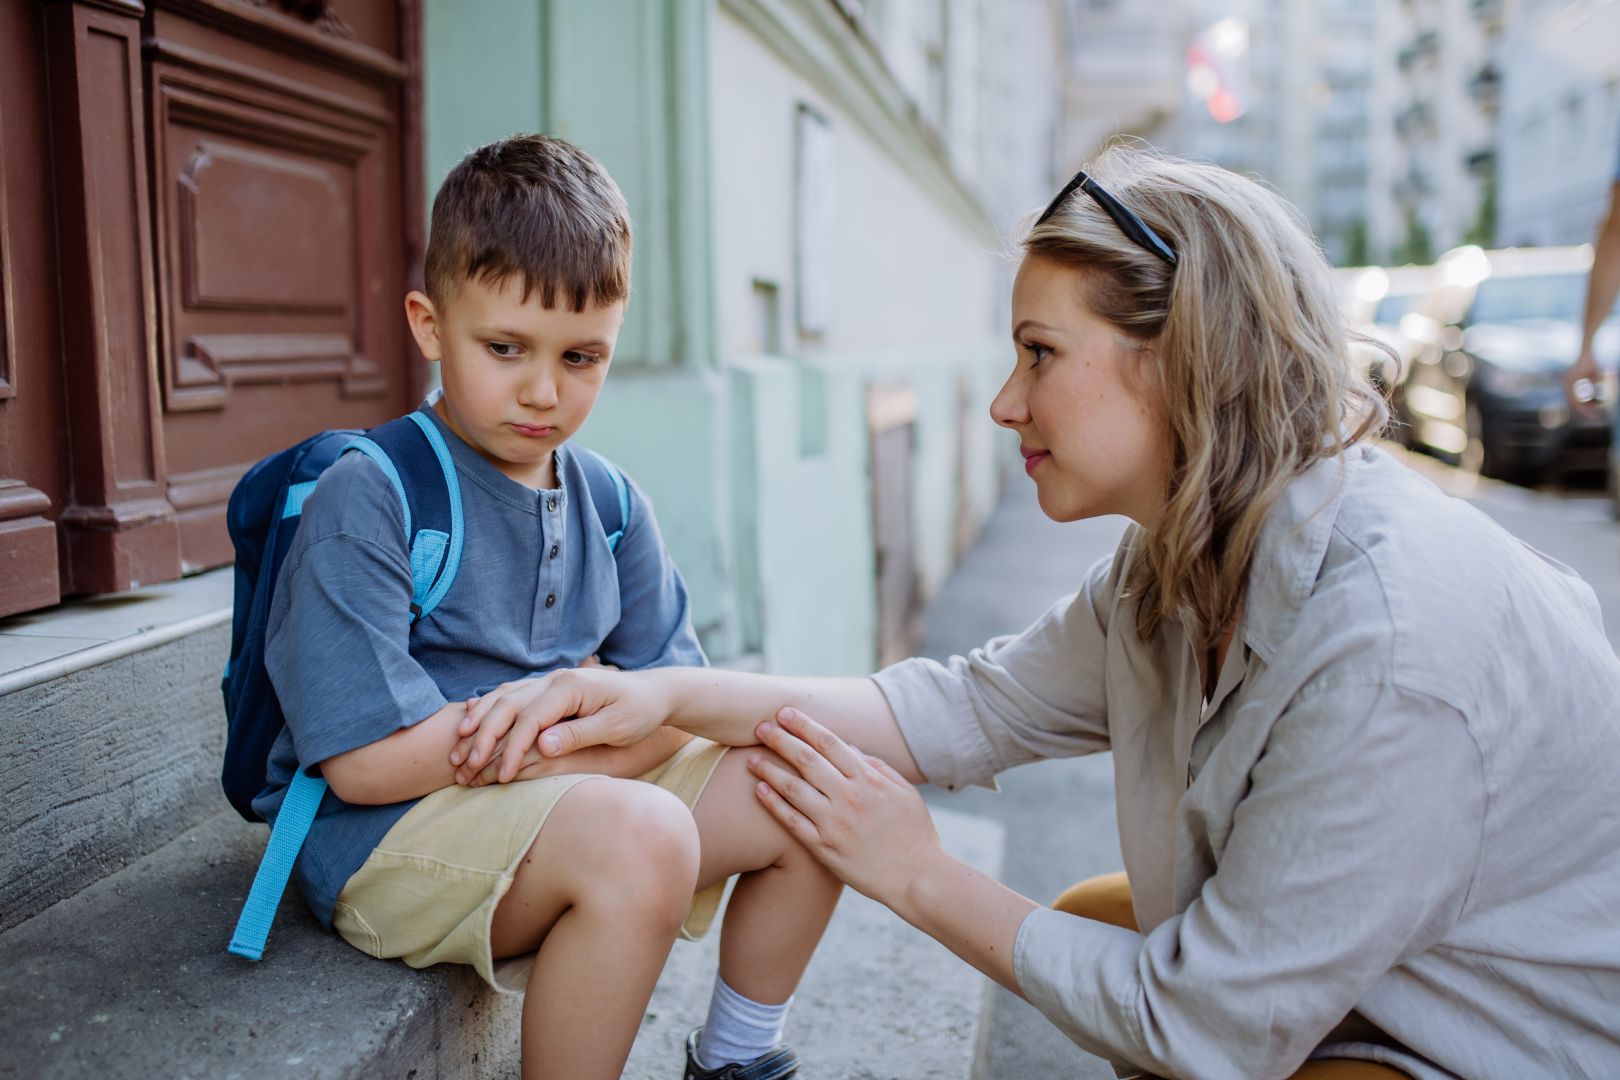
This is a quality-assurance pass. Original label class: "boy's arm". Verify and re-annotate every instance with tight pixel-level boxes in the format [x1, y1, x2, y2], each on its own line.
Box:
[326, 697, 695, 804]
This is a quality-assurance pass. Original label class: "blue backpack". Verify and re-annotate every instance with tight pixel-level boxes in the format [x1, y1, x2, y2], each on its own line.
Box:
[220, 410, 630, 960]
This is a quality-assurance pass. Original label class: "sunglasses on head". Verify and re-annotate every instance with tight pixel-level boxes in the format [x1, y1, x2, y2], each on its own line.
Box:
[1035, 169, 1178, 267]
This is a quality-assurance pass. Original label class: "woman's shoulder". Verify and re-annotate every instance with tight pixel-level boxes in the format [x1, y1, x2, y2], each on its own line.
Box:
[1286, 445, 1604, 704]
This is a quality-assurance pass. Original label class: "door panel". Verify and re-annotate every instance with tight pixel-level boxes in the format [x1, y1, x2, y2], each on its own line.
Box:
[0, 0, 419, 618]
[148, 1, 413, 572]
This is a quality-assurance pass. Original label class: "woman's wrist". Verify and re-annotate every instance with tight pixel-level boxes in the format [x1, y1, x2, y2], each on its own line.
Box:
[893, 843, 965, 926]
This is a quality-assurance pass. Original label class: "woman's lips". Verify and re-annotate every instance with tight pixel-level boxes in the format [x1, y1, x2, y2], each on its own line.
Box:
[510, 423, 555, 439]
[1022, 449, 1049, 475]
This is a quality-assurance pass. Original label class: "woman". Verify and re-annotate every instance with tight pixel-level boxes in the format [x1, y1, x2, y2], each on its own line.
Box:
[452, 148, 1620, 1079]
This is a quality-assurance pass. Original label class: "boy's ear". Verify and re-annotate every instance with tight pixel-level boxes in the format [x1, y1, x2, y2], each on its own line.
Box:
[404, 290, 443, 362]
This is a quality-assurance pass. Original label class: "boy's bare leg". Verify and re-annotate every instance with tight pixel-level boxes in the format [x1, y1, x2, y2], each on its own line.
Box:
[489, 777, 701, 1080]
[693, 748, 844, 1005]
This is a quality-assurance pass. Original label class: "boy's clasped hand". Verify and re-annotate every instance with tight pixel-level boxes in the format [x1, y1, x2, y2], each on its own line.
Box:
[448, 664, 668, 785]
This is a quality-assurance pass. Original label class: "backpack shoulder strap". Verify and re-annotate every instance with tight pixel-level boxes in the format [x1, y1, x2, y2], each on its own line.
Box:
[349, 413, 464, 622]
[575, 447, 631, 553]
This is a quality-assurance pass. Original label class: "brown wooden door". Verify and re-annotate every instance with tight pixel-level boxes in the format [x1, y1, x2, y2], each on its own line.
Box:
[0, 0, 422, 618]
[0, 1, 69, 617]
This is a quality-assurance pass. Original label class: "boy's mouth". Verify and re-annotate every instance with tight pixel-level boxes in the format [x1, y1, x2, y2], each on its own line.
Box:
[509, 422, 556, 439]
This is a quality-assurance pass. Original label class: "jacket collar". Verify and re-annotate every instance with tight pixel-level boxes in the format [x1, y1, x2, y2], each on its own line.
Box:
[1238, 443, 1371, 664]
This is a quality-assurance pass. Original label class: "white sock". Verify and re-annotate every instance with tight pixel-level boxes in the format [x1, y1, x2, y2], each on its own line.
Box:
[696, 975, 792, 1070]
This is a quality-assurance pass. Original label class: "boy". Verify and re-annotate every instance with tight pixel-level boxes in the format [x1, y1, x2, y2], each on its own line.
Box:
[258, 135, 838, 1080]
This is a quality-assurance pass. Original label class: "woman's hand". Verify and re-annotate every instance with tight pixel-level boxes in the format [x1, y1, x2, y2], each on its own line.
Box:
[748, 706, 944, 908]
[450, 666, 672, 784]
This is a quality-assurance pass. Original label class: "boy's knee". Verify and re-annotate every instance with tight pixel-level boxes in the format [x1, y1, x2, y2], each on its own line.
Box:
[566, 779, 699, 912]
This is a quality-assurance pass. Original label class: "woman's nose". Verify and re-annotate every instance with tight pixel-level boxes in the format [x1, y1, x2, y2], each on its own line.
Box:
[989, 367, 1029, 429]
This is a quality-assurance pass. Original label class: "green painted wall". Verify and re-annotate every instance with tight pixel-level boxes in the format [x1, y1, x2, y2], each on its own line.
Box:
[422, 0, 544, 194]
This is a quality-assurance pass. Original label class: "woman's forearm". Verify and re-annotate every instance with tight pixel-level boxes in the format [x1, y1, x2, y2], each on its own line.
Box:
[655, 668, 926, 783]
[894, 849, 1038, 995]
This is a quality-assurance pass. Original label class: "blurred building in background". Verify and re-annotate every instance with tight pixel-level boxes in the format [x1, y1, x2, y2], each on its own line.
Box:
[1495, 0, 1620, 247]
[1055, 0, 1182, 168]
[426, 0, 1073, 672]
[1151, 0, 1377, 266]
[1368, 0, 1503, 264]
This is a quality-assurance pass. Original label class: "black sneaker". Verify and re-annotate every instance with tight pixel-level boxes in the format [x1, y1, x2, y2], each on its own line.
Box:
[682, 1027, 799, 1080]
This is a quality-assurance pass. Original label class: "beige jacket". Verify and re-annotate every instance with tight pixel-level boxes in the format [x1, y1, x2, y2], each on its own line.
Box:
[875, 443, 1620, 1079]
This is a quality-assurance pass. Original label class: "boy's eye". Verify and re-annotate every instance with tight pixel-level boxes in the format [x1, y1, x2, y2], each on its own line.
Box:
[563, 350, 602, 367]
[487, 341, 521, 359]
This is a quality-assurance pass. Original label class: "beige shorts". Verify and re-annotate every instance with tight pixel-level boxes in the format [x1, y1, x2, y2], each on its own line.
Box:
[331, 736, 730, 993]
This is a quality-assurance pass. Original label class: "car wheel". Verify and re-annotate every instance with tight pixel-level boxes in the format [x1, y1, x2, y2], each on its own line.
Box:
[1466, 400, 1542, 485]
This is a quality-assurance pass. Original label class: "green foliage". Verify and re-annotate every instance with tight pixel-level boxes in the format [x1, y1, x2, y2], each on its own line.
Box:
[1393, 210, 1433, 266]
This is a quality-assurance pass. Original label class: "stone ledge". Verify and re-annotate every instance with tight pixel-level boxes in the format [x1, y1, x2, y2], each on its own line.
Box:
[0, 569, 232, 696]
[0, 811, 520, 1080]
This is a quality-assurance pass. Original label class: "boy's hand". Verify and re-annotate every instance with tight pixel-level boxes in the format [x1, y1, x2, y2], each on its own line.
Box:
[460, 725, 693, 787]
[450, 667, 671, 784]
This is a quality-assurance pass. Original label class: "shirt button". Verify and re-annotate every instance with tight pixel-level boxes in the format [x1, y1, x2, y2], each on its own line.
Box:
[549, 543, 559, 559]
[545, 593, 557, 608]
[547, 496, 558, 512]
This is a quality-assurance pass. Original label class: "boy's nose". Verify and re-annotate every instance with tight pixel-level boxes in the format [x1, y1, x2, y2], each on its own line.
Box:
[520, 365, 559, 409]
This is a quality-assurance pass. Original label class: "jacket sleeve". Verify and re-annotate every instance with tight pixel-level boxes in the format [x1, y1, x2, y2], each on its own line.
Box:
[1010, 682, 1486, 1080]
[870, 551, 1119, 791]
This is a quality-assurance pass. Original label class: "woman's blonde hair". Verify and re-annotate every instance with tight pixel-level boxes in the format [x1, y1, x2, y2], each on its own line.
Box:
[1021, 145, 1386, 650]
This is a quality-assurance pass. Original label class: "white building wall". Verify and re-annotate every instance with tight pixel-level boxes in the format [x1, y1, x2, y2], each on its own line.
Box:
[1496, 0, 1620, 248]
[709, 10, 998, 356]
[703, 2, 1064, 671]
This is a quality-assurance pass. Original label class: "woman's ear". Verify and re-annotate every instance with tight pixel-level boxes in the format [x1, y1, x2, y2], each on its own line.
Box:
[404, 290, 443, 362]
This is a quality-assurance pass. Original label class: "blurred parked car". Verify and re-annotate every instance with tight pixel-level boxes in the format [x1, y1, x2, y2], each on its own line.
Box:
[1339, 263, 1440, 446]
[1399, 245, 1619, 485]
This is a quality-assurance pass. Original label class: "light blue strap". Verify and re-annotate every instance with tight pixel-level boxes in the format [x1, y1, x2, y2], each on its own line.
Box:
[403, 412, 464, 618]
[281, 480, 318, 519]
[606, 460, 629, 553]
[409, 529, 449, 612]
[342, 437, 412, 538]
[228, 768, 327, 961]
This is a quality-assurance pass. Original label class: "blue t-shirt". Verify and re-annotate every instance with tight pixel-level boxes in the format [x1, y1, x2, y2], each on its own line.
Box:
[256, 399, 706, 926]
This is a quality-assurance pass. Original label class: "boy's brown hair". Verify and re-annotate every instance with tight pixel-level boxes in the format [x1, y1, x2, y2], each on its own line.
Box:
[424, 133, 632, 311]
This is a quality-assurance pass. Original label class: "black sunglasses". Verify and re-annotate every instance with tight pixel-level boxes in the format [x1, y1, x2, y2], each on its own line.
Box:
[1035, 170, 1178, 267]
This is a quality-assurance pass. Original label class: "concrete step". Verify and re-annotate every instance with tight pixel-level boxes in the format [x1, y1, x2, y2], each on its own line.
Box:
[0, 809, 522, 1079]
[0, 802, 1002, 1079]
[0, 572, 233, 933]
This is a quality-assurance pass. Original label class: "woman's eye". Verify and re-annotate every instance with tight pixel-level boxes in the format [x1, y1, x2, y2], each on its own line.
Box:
[487, 342, 520, 359]
[563, 350, 602, 367]
[1021, 341, 1051, 365]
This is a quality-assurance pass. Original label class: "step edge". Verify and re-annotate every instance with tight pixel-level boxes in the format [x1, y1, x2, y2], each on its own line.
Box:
[0, 605, 231, 697]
